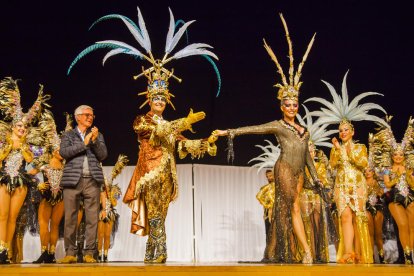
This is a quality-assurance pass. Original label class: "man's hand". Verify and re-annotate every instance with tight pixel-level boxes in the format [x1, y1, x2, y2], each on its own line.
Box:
[84, 132, 93, 145]
[186, 109, 206, 125]
[91, 127, 99, 142]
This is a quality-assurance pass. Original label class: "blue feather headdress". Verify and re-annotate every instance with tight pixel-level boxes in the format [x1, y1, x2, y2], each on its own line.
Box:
[67, 7, 221, 109]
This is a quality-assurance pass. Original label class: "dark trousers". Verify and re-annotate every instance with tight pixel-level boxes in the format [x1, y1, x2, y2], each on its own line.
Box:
[63, 177, 100, 256]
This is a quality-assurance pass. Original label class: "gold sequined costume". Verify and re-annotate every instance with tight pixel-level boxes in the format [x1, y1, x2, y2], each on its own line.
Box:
[330, 142, 373, 263]
[229, 119, 319, 262]
[123, 111, 216, 261]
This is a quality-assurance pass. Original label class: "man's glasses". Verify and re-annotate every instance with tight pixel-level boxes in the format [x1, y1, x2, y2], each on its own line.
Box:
[80, 113, 95, 119]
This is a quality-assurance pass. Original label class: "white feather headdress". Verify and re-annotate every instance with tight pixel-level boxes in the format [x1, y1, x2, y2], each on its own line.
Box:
[296, 105, 338, 148]
[248, 140, 281, 173]
[305, 70, 388, 128]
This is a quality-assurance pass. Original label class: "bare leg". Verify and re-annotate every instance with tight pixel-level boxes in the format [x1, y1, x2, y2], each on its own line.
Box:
[97, 221, 104, 255]
[38, 199, 53, 248]
[291, 176, 311, 263]
[0, 186, 11, 243]
[50, 201, 64, 247]
[389, 203, 410, 249]
[103, 221, 112, 252]
[340, 207, 354, 258]
[374, 211, 384, 252]
[406, 203, 414, 249]
[5, 186, 27, 243]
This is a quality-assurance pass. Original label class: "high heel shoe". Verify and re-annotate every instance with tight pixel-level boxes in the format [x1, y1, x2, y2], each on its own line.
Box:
[338, 252, 355, 264]
[302, 249, 313, 264]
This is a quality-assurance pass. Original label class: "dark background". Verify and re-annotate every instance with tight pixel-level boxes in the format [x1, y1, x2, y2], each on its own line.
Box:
[1, 0, 412, 166]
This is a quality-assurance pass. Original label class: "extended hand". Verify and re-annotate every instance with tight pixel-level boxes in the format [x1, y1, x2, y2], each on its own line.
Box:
[186, 109, 206, 125]
[213, 129, 228, 137]
[207, 132, 218, 144]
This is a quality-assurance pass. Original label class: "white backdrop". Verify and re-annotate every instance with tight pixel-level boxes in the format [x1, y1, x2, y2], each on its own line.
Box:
[23, 164, 269, 262]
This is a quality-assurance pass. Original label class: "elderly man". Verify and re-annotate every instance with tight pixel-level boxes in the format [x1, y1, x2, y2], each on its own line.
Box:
[58, 105, 107, 263]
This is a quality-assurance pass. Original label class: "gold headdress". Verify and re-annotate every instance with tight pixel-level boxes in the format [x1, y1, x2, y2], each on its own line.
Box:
[67, 7, 220, 110]
[369, 116, 414, 169]
[263, 14, 316, 102]
[0, 77, 50, 126]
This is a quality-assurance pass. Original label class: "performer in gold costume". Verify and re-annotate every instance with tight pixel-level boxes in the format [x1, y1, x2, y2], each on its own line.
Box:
[305, 71, 389, 264]
[296, 107, 337, 263]
[67, 6, 220, 263]
[369, 117, 414, 264]
[363, 166, 385, 263]
[32, 111, 72, 263]
[97, 154, 128, 262]
[216, 14, 320, 263]
[0, 77, 50, 264]
[256, 169, 275, 246]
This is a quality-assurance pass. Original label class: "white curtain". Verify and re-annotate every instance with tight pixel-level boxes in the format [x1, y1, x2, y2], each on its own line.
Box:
[23, 164, 268, 262]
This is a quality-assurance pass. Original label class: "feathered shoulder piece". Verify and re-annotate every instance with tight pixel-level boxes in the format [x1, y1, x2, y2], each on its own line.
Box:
[110, 154, 129, 182]
[296, 104, 338, 148]
[305, 71, 389, 128]
[263, 13, 316, 101]
[67, 6, 221, 109]
[248, 140, 280, 173]
[402, 117, 414, 168]
[0, 121, 11, 145]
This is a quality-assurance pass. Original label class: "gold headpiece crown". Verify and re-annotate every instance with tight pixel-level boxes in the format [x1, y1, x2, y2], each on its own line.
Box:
[263, 14, 316, 101]
[137, 60, 176, 109]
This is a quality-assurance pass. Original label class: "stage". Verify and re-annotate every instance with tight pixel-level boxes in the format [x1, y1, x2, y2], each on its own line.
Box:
[1, 262, 413, 276]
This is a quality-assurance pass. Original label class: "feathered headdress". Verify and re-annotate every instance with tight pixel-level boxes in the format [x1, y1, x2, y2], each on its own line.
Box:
[369, 116, 414, 169]
[67, 7, 220, 109]
[296, 105, 338, 148]
[38, 109, 61, 152]
[63, 112, 74, 133]
[0, 77, 50, 126]
[248, 140, 281, 173]
[305, 70, 389, 128]
[263, 13, 316, 102]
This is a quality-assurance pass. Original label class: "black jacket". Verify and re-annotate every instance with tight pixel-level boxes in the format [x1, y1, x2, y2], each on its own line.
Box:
[59, 128, 108, 188]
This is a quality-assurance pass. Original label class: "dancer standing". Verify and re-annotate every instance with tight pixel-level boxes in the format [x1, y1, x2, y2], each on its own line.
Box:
[215, 14, 319, 263]
[305, 71, 388, 263]
[369, 117, 414, 264]
[0, 77, 49, 264]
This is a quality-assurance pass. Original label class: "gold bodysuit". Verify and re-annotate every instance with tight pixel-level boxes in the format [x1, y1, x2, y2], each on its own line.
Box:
[230, 119, 319, 263]
[330, 141, 373, 263]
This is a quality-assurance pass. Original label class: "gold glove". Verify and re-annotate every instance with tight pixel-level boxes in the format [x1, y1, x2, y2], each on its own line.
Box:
[207, 132, 218, 144]
[186, 109, 206, 125]
[37, 182, 49, 192]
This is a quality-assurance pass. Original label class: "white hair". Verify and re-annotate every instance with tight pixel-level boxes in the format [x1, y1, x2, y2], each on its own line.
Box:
[74, 105, 93, 116]
[74, 105, 93, 123]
